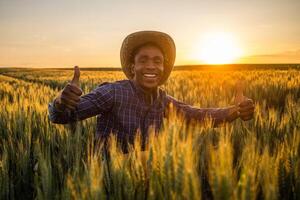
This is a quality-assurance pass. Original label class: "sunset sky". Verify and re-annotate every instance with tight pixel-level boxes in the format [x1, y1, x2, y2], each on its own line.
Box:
[1, 0, 300, 68]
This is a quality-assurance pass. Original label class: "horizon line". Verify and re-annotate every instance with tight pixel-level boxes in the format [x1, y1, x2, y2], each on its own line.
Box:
[1, 63, 300, 69]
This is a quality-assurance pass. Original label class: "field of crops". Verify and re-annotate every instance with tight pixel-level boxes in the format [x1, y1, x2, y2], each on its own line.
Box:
[0, 66, 300, 200]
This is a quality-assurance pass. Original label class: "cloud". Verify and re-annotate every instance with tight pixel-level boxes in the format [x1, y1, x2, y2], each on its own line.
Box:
[239, 49, 300, 63]
[254, 49, 300, 57]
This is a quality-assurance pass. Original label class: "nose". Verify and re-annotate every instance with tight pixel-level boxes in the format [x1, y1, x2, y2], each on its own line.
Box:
[144, 60, 157, 70]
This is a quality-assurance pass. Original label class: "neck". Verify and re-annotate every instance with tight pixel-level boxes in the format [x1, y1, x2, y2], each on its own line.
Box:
[131, 80, 157, 94]
[131, 80, 158, 105]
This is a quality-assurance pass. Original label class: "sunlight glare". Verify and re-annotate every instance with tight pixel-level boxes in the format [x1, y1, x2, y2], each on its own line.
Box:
[196, 32, 242, 64]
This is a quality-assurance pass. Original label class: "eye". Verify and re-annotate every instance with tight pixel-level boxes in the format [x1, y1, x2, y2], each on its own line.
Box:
[138, 57, 147, 64]
[154, 59, 163, 64]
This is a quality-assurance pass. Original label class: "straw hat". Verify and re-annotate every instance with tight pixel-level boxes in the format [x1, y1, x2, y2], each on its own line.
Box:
[120, 30, 176, 85]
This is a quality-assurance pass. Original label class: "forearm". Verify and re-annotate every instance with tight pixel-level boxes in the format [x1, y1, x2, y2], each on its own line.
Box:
[167, 96, 237, 126]
[192, 107, 229, 127]
[174, 105, 239, 127]
[48, 96, 100, 124]
[48, 83, 115, 124]
[194, 106, 239, 126]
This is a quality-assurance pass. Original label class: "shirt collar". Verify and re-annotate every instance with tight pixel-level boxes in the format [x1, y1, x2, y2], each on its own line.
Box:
[129, 79, 160, 104]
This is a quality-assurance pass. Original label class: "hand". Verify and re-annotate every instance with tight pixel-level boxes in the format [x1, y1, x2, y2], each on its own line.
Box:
[234, 80, 254, 121]
[237, 98, 255, 121]
[54, 66, 82, 111]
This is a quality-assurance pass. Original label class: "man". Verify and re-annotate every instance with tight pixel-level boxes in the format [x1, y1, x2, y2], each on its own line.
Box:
[48, 30, 254, 153]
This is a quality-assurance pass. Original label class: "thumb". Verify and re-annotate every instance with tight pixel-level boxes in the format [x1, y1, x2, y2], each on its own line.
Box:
[71, 66, 80, 86]
[234, 80, 246, 105]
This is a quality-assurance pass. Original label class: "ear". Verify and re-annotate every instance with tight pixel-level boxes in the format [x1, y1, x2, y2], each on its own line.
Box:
[130, 64, 135, 75]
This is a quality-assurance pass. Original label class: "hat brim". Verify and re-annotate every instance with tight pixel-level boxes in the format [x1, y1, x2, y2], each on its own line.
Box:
[120, 31, 176, 85]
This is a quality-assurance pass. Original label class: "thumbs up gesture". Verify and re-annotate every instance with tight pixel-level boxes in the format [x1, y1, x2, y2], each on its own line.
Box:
[71, 65, 81, 87]
[234, 80, 254, 121]
[54, 66, 83, 111]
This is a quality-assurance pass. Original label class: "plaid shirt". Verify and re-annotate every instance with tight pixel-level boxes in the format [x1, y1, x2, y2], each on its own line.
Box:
[48, 80, 229, 152]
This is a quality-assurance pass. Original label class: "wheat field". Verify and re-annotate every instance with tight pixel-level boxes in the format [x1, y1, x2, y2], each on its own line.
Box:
[0, 66, 299, 200]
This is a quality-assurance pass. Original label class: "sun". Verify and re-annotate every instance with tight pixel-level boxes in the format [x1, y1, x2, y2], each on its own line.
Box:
[195, 32, 242, 64]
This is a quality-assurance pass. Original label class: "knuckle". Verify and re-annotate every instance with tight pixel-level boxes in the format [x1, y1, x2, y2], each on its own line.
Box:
[61, 94, 70, 100]
[76, 88, 83, 95]
[75, 97, 81, 102]
[66, 105, 75, 110]
[69, 90, 77, 96]
[70, 84, 77, 89]
[65, 84, 71, 88]
[61, 90, 67, 95]
[63, 87, 71, 94]
[71, 86, 82, 95]
[60, 96, 67, 102]
[71, 101, 78, 107]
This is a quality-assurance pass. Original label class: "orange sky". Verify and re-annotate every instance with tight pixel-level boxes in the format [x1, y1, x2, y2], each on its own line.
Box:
[1, 0, 300, 68]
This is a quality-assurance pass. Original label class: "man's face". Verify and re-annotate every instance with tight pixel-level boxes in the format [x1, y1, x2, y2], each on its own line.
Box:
[131, 45, 164, 91]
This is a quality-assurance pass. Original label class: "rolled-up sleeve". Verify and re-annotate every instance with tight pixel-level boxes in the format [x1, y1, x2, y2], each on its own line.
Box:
[48, 102, 73, 124]
[48, 82, 115, 124]
[166, 95, 230, 127]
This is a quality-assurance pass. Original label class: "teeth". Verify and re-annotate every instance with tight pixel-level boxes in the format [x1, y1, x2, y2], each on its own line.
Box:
[144, 74, 156, 78]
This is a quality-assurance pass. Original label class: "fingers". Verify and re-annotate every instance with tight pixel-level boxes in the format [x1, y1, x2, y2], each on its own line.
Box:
[238, 99, 254, 121]
[63, 83, 82, 96]
[59, 83, 82, 110]
[239, 112, 254, 121]
[68, 83, 82, 96]
[61, 92, 80, 104]
[55, 66, 82, 111]
[238, 98, 253, 107]
[71, 66, 80, 87]
[239, 103, 254, 112]
[60, 94, 80, 110]
[239, 106, 254, 120]
[239, 106, 254, 114]
[240, 115, 253, 121]
[239, 109, 254, 118]
[60, 97, 80, 110]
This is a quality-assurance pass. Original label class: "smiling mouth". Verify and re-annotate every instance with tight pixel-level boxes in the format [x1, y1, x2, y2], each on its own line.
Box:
[143, 73, 158, 78]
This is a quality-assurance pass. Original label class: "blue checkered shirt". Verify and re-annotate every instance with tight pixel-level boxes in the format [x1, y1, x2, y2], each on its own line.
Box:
[48, 80, 229, 152]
